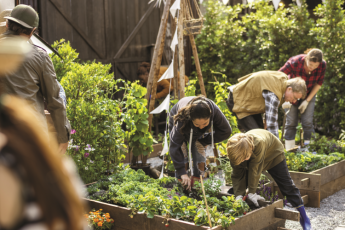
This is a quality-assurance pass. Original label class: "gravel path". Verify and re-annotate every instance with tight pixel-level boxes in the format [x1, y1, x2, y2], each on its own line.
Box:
[285, 189, 345, 230]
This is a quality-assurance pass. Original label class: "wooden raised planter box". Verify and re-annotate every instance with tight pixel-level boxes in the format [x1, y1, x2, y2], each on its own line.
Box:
[272, 159, 345, 208]
[123, 143, 163, 163]
[85, 198, 292, 230]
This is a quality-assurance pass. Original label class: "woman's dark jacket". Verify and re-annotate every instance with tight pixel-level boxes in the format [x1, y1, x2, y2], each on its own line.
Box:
[169, 96, 232, 176]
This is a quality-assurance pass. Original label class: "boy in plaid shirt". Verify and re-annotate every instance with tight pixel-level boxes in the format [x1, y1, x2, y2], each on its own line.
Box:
[279, 49, 326, 149]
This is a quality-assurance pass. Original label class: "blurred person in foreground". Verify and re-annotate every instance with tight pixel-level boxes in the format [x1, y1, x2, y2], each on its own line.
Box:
[0, 5, 70, 154]
[227, 129, 312, 230]
[0, 32, 88, 230]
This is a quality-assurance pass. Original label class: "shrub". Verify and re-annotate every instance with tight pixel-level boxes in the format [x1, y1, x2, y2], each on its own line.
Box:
[51, 41, 126, 183]
[311, 0, 345, 137]
[196, 0, 317, 99]
[50, 39, 79, 82]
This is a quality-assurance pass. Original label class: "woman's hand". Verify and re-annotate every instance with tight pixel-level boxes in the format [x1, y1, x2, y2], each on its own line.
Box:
[181, 174, 191, 191]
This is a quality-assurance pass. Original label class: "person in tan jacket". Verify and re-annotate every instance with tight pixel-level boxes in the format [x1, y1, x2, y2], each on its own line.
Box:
[0, 5, 70, 154]
[137, 62, 189, 99]
[226, 71, 306, 138]
[227, 129, 312, 230]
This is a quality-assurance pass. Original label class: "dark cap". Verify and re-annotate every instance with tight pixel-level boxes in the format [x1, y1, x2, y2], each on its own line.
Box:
[4, 4, 39, 29]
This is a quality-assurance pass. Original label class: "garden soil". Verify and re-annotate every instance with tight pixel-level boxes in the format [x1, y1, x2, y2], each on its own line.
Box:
[285, 189, 345, 230]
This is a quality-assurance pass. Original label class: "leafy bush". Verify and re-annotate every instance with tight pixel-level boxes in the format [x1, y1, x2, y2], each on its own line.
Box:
[311, 0, 345, 137]
[51, 41, 152, 183]
[50, 39, 79, 82]
[58, 56, 126, 183]
[122, 82, 154, 160]
[308, 133, 345, 155]
[195, 0, 317, 99]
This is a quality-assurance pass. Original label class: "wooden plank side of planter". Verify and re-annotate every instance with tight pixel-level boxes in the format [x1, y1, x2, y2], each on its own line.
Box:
[85, 199, 148, 230]
[312, 159, 345, 185]
[87, 198, 284, 230]
[86, 199, 210, 230]
[123, 143, 163, 163]
[212, 200, 284, 230]
[273, 185, 320, 208]
[320, 174, 345, 200]
[283, 172, 321, 191]
[261, 219, 286, 230]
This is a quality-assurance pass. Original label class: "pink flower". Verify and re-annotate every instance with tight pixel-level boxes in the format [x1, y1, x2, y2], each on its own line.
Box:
[71, 129, 76, 134]
[84, 152, 89, 158]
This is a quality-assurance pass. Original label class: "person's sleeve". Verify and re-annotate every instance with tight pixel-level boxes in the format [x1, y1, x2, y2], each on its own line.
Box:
[247, 141, 266, 194]
[156, 80, 173, 99]
[41, 53, 71, 143]
[279, 58, 294, 78]
[317, 61, 326, 86]
[56, 80, 67, 107]
[169, 124, 187, 176]
[231, 161, 248, 196]
[262, 91, 279, 138]
[198, 102, 232, 146]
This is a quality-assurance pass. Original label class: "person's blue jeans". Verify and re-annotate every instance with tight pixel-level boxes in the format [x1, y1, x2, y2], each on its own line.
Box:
[175, 141, 206, 178]
[285, 96, 316, 141]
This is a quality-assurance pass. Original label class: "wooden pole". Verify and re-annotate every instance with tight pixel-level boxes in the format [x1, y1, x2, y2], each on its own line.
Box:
[173, 45, 178, 99]
[145, 0, 172, 104]
[177, 0, 185, 98]
[146, 0, 172, 132]
[200, 175, 213, 228]
[189, 35, 206, 97]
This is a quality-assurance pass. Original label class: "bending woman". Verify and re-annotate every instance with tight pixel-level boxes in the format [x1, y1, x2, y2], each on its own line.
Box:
[169, 95, 232, 190]
[279, 49, 326, 149]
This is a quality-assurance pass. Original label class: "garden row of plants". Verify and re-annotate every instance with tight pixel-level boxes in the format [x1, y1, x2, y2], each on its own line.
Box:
[87, 168, 250, 228]
[196, 0, 345, 137]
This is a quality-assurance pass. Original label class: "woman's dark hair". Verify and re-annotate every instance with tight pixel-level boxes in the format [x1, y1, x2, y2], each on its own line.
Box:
[7, 20, 35, 36]
[305, 48, 323, 63]
[174, 95, 211, 134]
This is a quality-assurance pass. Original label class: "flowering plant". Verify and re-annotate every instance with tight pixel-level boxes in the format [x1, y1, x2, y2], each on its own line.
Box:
[85, 209, 114, 230]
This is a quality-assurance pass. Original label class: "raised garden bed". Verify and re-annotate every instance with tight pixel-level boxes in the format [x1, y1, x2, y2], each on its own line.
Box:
[271, 159, 345, 208]
[86, 198, 289, 230]
[85, 169, 303, 230]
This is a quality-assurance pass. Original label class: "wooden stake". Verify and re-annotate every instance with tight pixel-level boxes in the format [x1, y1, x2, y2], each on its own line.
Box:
[177, 0, 185, 98]
[189, 35, 206, 97]
[173, 45, 179, 99]
[200, 175, 212, 228]
[146, 0, 172, 132]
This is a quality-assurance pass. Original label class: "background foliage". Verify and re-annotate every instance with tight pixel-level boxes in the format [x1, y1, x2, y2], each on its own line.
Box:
[195, 0, 345, 137]
[51, 41, 152, 183]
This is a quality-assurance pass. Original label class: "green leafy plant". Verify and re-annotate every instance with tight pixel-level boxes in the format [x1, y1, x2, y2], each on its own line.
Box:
[87, 168, 250, 228]
[52, 41, 126, 184]
[193, 174, 222, 197]
[285, 150, 345, 172]
[122, 81, 154, 165]
[311, 0, 345, 137]
[50, 39, 79, 82]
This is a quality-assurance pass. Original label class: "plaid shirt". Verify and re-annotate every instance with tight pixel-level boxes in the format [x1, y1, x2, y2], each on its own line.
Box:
[262, 90, 280, 138]
[279, 54, 326, 95]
